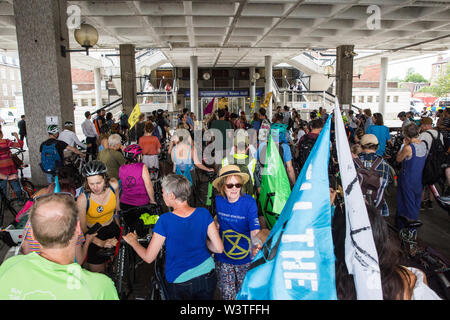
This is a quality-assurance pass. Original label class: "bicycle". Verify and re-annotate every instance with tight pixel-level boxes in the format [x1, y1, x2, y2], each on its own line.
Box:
[147, 245, 168, 300]
[8, 147, 35, 198]
[63, 151, 86, 189]
[103, 204, 161, 300]
[397, 215, 450, 300]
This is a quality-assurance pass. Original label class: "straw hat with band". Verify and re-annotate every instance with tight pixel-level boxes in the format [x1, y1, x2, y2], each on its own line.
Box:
[212, 165, 249, 190]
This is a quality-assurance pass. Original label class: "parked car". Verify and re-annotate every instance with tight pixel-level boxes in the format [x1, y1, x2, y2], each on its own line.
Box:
[431, 97, 450, 111]
[0, 108, 17, 124]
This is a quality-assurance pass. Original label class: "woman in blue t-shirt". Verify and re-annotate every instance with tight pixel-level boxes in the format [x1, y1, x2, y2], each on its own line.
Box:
[212, 165, 261, 300]
[366, 112, 391, 157]
[122, 174, 223, 300]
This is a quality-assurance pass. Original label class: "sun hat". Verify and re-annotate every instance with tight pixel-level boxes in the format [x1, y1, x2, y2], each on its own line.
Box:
[360, 134, 379, 146]
[212, 164, 249, 190]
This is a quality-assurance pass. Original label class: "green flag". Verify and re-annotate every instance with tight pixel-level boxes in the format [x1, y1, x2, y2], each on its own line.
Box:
[259, 134, 291, 229]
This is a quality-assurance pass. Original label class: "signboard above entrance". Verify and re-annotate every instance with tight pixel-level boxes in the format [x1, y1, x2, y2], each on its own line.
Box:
[184, 89, 264, 98]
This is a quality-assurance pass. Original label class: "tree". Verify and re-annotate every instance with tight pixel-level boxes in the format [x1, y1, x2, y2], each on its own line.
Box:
[404, 67, 429, 83]
[419, 64, 450, 97]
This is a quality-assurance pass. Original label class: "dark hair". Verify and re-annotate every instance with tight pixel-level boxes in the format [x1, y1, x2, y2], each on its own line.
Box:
[310, 118, 324, 129]
[355, 127, 365, 140]
[106, 112, 113, 121]
[373, 113, 384, 126]
[218, 109, 226, 119]
[402, 123, 419, 139]
[259, 108, 266, 117]
[275, 112, 284, 122]
[144, 121, 155, 134]
[284, 105, 289, 111]
[84, 111, 91, 118]
[334, 205, 409, 300]
[364, 108, 372, 117]
[21, 115, 25, 119]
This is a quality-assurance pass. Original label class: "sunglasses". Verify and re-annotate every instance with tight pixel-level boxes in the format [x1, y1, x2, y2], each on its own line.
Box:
[225, 183, 242, 189]
[33, 192, 75, 203]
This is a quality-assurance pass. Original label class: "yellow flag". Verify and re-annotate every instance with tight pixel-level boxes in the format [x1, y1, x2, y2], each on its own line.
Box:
[128, 103, 141, 129]
[261, 92, 272, 108]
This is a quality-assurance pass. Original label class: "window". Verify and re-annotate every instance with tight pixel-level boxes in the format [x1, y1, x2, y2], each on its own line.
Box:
[11, 85, 15, 95]
[10, 70, 14, 81]
[352, 96, 355, 103]
[102, 99, 108, 106]
[91, 99, 96, 107]
[358, 96, 364, 103]
[81, 99, 89, 106]
[4, 100, 9, 107]
[367, 96, 373, 103]
[393, 96, 399, 103]
[1, 69, 5, 80]
[376, 96, 379, 102]
[2, 84, 8, 96]
[386, 96, 390, 102]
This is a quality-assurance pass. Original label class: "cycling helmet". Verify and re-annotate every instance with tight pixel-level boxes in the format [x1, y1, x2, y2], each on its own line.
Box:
[64, 121, 73, 127]
[47, 125, 59, 135]
[123, 144, 143, 160]
[82, 160, 107, 178]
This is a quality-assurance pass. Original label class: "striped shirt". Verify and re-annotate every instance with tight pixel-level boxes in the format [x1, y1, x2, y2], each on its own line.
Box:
[22, 220, 85, 253]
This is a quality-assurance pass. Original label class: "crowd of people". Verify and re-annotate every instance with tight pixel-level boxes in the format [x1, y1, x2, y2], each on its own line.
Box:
[0, 103, 449, 301]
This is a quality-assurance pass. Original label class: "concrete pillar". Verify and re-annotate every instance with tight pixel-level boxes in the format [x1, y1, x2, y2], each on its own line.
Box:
[379, 57, 388, 116]
[14, 0, 74, 185]
[265, 55, 273, 118]
[120, 44, 137, 115]
[94, 67, 102, 108]
[190, 56, 198, 117]
[249, 67, 256, 111]
[335, 45, 354, 108]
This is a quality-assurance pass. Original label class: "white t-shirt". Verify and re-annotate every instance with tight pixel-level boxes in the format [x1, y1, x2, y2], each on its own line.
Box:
[406, 267, 442, 300]
[419, 129, 444, 154]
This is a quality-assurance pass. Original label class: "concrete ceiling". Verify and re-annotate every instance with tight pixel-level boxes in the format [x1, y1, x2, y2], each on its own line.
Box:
[0, 0, 450, 69]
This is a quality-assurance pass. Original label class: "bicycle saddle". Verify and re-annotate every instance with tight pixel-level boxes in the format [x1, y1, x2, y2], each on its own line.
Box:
[399, 216, 423, 229]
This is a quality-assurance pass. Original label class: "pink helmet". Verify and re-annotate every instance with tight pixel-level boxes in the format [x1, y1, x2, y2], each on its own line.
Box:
[123, 144, 143, 160]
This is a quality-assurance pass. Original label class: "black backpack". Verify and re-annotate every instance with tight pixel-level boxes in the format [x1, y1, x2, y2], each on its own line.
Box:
[354, 157, 384, 209]
[422, 131, 447, 186]
[295, 135, 316, 173]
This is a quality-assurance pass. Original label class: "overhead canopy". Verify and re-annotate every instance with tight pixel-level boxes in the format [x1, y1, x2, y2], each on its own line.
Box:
[0, 0, 449, 69]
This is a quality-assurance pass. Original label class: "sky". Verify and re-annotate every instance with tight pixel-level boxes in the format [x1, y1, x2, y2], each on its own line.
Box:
[387, 50, 450, 80]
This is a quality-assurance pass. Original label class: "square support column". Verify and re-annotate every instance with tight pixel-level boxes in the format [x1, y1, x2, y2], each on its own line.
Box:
[335, 45, 355, 108]
[14, 0, 74, 185]
[379, 57, 388, 116]
[265, 56, 273, 118]
[190, 56, 198, 117]
[120, 44, 137, 115]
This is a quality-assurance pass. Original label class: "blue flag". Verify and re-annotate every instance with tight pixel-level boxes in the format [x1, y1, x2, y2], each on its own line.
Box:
[237, 115, 337, 300]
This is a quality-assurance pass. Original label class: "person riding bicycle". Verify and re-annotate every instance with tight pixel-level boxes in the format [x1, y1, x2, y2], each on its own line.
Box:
[0, 129, 24, 200]
[58, 121, 87, 159]
[76, 160, 120, 274]
[122, 174, 223, 300]
[212, 165, 261, 300]
[119, 144, 157, 228]
[0, 193, 119, 300]
[40, 125, 84, 183]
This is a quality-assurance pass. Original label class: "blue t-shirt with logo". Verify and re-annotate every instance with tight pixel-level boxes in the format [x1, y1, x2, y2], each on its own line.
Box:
[215, 194, 260, 265]
[366, 125, 391, 156]
[153, 207, 213, 283]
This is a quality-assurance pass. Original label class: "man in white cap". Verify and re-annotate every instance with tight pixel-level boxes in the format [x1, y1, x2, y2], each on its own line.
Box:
[353, 134, 390, 216]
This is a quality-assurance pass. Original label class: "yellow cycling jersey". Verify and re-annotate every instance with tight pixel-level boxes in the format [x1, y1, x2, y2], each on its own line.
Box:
[86, 187, 117, 226]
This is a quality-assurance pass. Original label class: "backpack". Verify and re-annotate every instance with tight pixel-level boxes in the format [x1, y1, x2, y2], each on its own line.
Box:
[295, 135, 316, 174]
[40, 140, 61, 174]
[353, 157, 384, 209]
[422, 131, 447, 186]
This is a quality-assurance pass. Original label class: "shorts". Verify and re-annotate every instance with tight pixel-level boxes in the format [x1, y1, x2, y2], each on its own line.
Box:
[87, 221, 121, 265]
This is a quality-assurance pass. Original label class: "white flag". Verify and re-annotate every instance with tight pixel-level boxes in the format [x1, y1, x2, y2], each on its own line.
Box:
[333, 99, 383, 300]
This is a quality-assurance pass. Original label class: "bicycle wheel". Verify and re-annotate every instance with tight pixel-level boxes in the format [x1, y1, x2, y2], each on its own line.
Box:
[112, 244, 134, 300]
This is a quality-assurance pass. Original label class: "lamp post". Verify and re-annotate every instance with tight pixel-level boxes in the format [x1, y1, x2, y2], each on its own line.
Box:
[61, 23, 99, 57]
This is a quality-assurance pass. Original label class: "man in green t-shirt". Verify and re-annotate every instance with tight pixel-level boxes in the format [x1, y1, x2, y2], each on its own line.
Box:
[210, 108, 233, 159]
[97, 133, 126, 179]
[0, 193, 118, 300]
